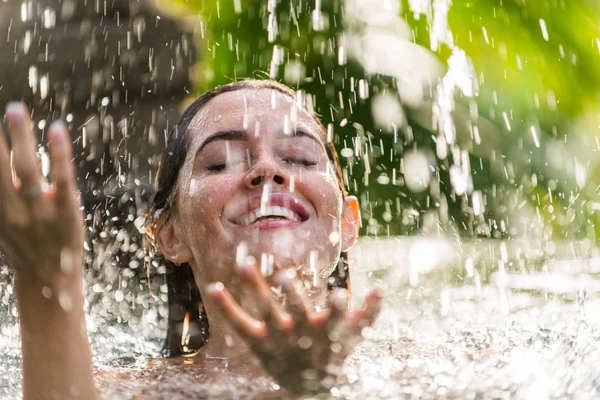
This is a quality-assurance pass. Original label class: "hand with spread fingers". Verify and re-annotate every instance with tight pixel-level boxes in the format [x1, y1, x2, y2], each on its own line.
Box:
[0, 103, 83, 285]
[206, 260, 384, 393]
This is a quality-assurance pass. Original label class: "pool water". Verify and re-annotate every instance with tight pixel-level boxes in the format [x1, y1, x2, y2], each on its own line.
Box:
[2, 237, 600, 399]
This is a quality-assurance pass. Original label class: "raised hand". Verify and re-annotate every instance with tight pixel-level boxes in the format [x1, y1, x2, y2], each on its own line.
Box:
[0, 103, 97, 399]
[206, 260, 384, 393]
[0, 103, 83, 285]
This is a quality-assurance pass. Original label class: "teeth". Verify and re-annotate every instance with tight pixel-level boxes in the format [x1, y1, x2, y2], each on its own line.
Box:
[240, 205, 301, 225]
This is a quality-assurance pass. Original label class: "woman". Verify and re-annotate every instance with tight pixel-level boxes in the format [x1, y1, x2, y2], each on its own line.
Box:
[0, 80, 383, 399]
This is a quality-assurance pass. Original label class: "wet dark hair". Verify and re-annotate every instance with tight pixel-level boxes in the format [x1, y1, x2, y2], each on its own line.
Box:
[148, 80, 351, 357]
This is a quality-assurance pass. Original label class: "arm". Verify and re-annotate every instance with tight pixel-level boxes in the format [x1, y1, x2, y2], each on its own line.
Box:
[0, 104, 97, 399]
[16, 270, 96, 400]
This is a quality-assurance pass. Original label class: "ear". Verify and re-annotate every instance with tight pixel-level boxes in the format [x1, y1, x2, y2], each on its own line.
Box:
[341, 195, 360, 252]
[156, 216, 193, 265]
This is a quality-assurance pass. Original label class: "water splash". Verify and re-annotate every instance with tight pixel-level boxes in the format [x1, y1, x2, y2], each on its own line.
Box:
[267, 0, 278, 43]
[408, 0, 431, 19]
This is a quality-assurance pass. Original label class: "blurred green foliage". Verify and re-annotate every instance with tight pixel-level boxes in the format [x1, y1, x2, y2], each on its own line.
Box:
[162, 0, 600, 241]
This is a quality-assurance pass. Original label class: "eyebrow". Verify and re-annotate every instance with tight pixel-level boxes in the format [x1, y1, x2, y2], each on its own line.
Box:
[198, 130, 247, 153]
[196, 128, 324, 154]
[284, 128, 324, 148]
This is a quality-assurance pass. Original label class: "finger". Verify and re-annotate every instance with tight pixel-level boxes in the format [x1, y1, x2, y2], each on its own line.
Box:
[48, 121, 77, 211]
[275, 269, 311, 328]
[325, 289, 349, 332]
[236, 260, 291, 332]
[205, 282, 266, 341]
[5, 103, 40, 190]
[0, 124, 19, 209]
[345, 287, 384, 336]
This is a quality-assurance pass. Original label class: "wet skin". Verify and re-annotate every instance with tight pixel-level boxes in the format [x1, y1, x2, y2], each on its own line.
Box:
[161, 89, 351, 297]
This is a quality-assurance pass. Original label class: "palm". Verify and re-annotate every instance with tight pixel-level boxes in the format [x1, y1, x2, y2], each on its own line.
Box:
[207, 262, 383, 393]
[0, 104, 82, 278]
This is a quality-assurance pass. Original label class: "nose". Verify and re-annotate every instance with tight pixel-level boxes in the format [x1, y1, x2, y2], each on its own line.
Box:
[249, 174, 284, 186]
[244, 154, 287, 189]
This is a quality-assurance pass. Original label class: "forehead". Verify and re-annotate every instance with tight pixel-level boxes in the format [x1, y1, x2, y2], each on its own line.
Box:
[187, 88, 324, 142]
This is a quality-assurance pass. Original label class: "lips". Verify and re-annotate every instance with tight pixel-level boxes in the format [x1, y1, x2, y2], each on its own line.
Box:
[231, 193, 310, 227]
[239, 205, 301, 225]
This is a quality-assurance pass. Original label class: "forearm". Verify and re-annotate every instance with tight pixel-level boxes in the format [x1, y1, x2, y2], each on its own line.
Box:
[15, 269, 97, 400]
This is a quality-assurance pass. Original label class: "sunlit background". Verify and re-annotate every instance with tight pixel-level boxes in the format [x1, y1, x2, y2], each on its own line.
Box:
[2, 0, 600, 398]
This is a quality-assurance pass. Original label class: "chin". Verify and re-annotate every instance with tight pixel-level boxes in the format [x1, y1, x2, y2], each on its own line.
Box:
[249, 228, 306, 259]
[249, 241, 307, 273]
[252, 237, 338, 278]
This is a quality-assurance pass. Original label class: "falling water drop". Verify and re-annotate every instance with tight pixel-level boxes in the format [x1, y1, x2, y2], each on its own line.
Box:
[40, 74, 49, 100]
[539, 19, 549, 41]
[408, 0, 431, 19]
[358, 79, 369, 99]
[233, 0, 242, 14]
[23, 30, 32, 54]
[261, 180, 272, 214]
[310, 250, 318, 287]
[236, 242, 248, 267]
[40, 147, 50, 177]
[403, 151, 431, 193]
[260, 253, 274, 277]
[21, 1, 32, 22]
[449, 165, 470, 196]
[267, 0, 278, 43]
[340, 148, 354, 158]
[28, 66, 38, 94]
[43, 7, 56, 29]
[269, 45, 285, 78]
[58, 291, 73, 312]
[472, 190, 485, 216]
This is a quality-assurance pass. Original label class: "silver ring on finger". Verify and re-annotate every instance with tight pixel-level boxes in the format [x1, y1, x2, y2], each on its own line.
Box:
[21, 184, 43, 200]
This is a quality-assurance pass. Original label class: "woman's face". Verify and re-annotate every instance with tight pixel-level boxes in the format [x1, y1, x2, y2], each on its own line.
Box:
[163, 88, 356, 299]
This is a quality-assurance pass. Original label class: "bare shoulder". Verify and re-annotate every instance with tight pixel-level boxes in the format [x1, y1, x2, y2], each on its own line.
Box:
[95, 354, 285, 399]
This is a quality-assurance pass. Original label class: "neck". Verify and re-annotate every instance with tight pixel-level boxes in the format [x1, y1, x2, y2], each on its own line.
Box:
[199, 291, 252, 359]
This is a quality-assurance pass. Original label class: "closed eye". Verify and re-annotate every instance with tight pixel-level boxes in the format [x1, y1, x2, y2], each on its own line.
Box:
[283, 158, 317, 166]
[207, 164, 226, 171]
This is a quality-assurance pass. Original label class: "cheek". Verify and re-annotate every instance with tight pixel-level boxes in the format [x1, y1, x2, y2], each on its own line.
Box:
[316, 172, 343, 214]
[301, 172, 344, 235]
[182, 176, 239, 225]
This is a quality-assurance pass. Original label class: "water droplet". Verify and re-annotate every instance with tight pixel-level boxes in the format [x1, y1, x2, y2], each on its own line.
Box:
[449, 165, 470, 196]
[40, 74, 49, 100]
[371, 92, 405, 131]
[58, 292, 73, 311]
[340, 148, 354, 158]
[43, 7, 56, 29]
[283, 60, 306, 85]
[260, 253, 274, 277]
[41, 286, 52, 299]
[403, 151, 431, 193]
[236, 242, 248, 267]
[539, 19, 549, 41]
[472, 190, 485, 216]
[329, 231, 340, 245]
[28, 66, 38, 94]
[358, 79, 369, 99]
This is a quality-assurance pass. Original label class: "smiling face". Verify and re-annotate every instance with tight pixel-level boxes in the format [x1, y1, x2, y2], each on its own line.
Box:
[158, 87, 358, 301]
